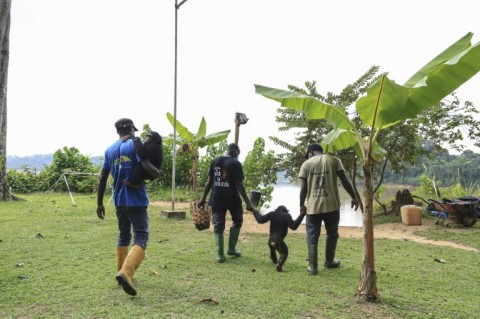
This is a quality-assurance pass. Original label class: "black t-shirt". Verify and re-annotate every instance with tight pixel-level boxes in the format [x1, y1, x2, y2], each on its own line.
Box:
[208, 156, 244, 207]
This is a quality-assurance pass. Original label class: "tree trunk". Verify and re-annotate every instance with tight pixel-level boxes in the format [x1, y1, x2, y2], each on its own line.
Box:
[390, 189, 415, 216]
[192, 157, 198, 192]
[357, 160, 378, 301]
[0, 0, 11, 201]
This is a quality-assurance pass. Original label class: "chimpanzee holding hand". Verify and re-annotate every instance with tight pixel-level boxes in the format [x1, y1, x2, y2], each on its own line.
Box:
[253, 205, 306, 272]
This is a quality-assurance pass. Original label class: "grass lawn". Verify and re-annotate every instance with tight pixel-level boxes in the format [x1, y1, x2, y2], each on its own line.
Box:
[1, 193, 479, 319]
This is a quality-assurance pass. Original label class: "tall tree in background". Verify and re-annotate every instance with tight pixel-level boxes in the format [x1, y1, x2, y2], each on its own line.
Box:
[242, 137, 279, 208]
[256, 32, 480, 301]
[0, 0, 11, 201]
[271, 66, 383, 180]
[272, 68, 480, 212]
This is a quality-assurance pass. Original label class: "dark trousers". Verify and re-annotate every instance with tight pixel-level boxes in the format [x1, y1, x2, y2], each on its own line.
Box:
[306, 210, 340, 245]
[212, 201, 243, 234]
[116, 206, 149, 249]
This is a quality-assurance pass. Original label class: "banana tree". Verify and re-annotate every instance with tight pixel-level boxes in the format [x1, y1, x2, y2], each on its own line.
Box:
[165, 112, 230, 191]
[255, 32, 480, 301]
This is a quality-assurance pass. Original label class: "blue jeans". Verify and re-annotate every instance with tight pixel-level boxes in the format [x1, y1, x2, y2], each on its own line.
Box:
[116, 206, 149, 249]
[306, 210, 340, 245]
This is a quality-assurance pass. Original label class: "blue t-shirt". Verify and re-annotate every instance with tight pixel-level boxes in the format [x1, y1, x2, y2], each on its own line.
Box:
[102, 139, 149, 207]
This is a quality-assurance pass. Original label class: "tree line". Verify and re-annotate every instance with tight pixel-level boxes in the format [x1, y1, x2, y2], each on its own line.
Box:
[6, 138, 279, 206]
[255, 34, 480, 301]
[382, 149, 480, 188]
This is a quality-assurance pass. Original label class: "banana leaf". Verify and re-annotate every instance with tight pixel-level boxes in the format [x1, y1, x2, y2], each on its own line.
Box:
[197, 130, 231, 148]
[197, 117, 207, 139]
[254, 85, 356, 131]
[167, 112, 194, 141]
[255, 32, 480, 160]
[165, 112, 230, 148]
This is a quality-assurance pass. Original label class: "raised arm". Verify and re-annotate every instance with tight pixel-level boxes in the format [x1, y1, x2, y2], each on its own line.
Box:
[288, 211, 306, 230]
[253, 210, 271, 224]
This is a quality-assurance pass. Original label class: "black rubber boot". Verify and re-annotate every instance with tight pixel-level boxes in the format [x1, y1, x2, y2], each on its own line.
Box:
[324, 235, 340, 268]
[227, 227, 241, 257]
[307, 244, 318, 275]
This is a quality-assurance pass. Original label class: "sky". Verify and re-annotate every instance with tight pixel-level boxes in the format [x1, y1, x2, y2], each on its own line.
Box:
[6, 0, 480, 158]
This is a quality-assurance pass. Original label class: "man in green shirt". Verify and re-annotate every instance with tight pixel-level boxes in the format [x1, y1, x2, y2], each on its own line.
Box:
[299, 144, 359, 275]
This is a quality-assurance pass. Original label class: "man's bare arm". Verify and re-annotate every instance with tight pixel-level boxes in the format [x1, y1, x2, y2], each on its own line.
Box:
[237, 181, 257, 213]
[338, 170, 359, 210]
[96, 169, 109, 219]
[299, 177, 308, 214]
[198, 176, 213, 207]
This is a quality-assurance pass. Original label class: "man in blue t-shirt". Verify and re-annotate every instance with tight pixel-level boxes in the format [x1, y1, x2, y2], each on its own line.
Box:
[198, 143, 258, 263]
[96, 118, 158, 296]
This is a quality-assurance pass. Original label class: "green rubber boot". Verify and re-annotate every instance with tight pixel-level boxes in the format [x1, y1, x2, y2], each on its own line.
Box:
[307, 244, 318, 275]
[227, 227, 241, 257]
[324, 235, 340, 268]
[215, 233, 226, 263]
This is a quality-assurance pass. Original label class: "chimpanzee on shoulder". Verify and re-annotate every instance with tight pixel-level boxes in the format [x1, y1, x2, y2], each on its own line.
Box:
[252, 205, 306, 272]
[123, 131, 163, 188]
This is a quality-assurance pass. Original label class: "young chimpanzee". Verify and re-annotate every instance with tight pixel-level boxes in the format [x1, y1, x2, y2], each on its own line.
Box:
[253, 205, 306, 272]
[123, 131, 164, 188]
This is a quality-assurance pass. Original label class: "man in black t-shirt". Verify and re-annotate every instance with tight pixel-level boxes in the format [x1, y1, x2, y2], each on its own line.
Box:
[198, 143, 257, 263]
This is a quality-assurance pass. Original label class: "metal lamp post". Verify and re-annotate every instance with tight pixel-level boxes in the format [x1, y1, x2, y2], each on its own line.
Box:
[171, 0, 189, 212]
[161, 0, 189, 219]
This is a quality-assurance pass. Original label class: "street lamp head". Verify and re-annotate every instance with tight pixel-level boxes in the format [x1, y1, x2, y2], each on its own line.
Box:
[235, 112, 249, 125]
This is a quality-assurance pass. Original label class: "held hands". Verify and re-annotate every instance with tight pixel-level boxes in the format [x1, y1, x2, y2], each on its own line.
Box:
[300, 205, 307, 215]
[245, 202, 259, 214]
[245, 203, 255, 213]
[96, 205, 105, 220]
[351, 198, 359, 211]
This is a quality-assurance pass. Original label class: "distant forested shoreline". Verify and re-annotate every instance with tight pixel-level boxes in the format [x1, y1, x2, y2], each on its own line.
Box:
[6, 154, 102, 171]
[7, 149, 480, 188]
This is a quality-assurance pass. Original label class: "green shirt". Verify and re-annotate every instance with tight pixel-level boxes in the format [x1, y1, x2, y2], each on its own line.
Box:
[299, 154, 345, 214]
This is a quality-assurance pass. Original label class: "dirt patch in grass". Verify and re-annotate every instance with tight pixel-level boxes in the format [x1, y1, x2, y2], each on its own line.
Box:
[151, 201, 191, 210]
[152, 201, 479, 253]
[241, 213, 479, 253]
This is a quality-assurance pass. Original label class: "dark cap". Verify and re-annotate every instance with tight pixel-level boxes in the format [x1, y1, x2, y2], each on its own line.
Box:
[305, 143, 323, 158]
[115, 118, 138, 131]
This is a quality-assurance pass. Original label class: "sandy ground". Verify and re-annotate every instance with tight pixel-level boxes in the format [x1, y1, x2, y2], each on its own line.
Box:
[152, 202, 479, 253]
[239, 213, 479, 253]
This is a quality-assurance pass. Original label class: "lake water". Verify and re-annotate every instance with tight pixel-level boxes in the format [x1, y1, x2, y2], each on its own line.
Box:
[267, 183, 415, 227]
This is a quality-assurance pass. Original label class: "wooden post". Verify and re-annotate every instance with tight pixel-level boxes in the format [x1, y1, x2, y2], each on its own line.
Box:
[234, 112, 248, 146]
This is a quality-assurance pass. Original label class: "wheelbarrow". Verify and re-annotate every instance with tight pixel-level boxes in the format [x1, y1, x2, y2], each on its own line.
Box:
[427, 196, 479, 227]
